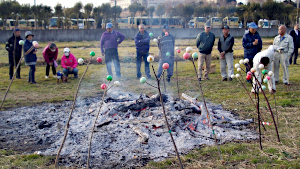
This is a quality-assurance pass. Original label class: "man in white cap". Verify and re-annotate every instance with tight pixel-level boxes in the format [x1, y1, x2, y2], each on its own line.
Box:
[273, 25, 294, 85]
[196, 21, 215, 81]
[100, 23, 125, 78]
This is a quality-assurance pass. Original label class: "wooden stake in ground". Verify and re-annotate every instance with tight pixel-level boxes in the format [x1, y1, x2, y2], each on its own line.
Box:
[87, 78, 117, 168]
[175, 50, 180, 99]
[190, 59, 223, 160]
[0, 41, 35, 111]
[55, 51, 95, 168]
[254, 84, 263, 150]
[140, 63, 183, 169]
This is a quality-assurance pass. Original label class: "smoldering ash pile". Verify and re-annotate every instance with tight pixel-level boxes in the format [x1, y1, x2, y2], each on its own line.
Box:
[0, 91, 258, 168]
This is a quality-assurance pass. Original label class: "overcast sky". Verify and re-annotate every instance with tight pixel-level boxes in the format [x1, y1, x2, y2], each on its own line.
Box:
[16, 0, 250, 9]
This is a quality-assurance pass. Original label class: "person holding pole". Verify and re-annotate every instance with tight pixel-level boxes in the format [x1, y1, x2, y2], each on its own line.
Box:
[273, 25, 294, 85]
[156, 24, 175, 82]
[5, 28, 23, 79]
[24, 31, 37, 84]
[218, 25, 234, 81]
[134, 24, 151, 79]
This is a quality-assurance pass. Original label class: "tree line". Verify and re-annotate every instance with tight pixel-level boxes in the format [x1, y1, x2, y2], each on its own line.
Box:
[0, 0, 298, 30]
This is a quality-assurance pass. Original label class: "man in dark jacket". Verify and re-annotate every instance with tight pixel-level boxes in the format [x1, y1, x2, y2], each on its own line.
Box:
[242, 22, 262, 79]
[289, 24, 299, 65]
[196, 22, 215, 80]
[156, 24, 175, 82]
[134, 24, 151, 79]
[5, 28, 23, 79]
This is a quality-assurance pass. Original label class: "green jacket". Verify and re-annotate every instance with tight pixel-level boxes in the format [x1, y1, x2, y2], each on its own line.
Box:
[196, 31, 215, 54]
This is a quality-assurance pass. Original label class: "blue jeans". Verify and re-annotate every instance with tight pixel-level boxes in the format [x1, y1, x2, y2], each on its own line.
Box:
[28, 65, 36, 82]
[136, 51, 150, 78]
[105, 48, 121, 77]
[63, 68, 78, 78]
[157, 57, 174, 80]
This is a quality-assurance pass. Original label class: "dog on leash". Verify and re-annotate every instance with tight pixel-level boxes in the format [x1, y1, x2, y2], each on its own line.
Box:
[56, 75, 68, 83]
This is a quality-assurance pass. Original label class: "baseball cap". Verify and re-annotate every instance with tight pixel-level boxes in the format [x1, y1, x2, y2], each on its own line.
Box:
[14, 28, 20, 32]
[248, 22, 258, 29]
[222, 25, 230, 29]
[106, 23, 113, 29]
[162, 24, 169, 30]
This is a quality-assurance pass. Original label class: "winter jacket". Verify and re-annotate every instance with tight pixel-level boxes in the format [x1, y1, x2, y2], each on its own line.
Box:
[242, 31, 262, 59]
[61, 53, 78, 69]
[6, 33, 23, 58]
[24, 40, 37, 65]
[218, 34, 234, 53]
[157, 33, 175, 60]
[289, 29, 300, 48]
[196, 31, 215, 54]
[100, 30, 125, 54]
[42, 43, 58, 63]
[134, 30, 150, 53]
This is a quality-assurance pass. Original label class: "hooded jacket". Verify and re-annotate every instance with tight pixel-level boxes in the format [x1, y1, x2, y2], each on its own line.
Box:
[42, 43, 58, 63]
[134, 30, 150, 53]
[6, 33, 23, 57]
[242, 31, 262, 59]
[24, 40, 37, 65]
[100, 30, 125, 54]
[61, 53, 78, 69]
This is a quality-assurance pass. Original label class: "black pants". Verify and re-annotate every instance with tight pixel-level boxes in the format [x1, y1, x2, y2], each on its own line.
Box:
[46, 63, 56, 76]
[289, 47, 298, 64]
[8, 53, 21, 79]
[105, 48, 121, 77]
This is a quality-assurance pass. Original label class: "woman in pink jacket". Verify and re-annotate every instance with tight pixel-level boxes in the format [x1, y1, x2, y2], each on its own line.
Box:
[61, 48, 78, 78]
[43, 43, 58, 78]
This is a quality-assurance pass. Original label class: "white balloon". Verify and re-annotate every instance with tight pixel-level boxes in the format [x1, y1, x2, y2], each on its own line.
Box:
[258, 64, 264, 69]
[114, 81, 121, 87]
[78, 58, 84, 64]
[237, 68, 241, 72]
[186, 47, 192, 53]
[147, 55, 154, 63]
[235, 74, 240, 78]
[153, 38, 158, 42]
[175, 47, 179, 50]
[251, 68, 256, 73]
[235, 63, 240, 68]
[239, 59, 244, 64]
[244, 58, 249, 63]
[268, 71, 274, 76]
[231, 74, 235, 78]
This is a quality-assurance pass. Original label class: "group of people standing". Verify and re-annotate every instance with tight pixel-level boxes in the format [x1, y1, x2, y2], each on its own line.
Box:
[6, 23, 298, 89]
[6, 29, 79, 84]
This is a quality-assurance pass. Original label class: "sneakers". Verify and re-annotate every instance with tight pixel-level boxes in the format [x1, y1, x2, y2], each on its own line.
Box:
[53, 75, 57, 78]
[222, 78, 227, 81]
[45, 76, 49, 79]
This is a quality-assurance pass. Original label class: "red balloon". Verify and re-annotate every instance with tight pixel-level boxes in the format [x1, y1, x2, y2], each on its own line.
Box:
[247, 71, 252, 75]
[101, 84, 107, 90]
[246, 75, 252, 80]
[177, 49, 181, 53]
[183, 52, 190, 60]
[97, 57, 102, 63]
[165, 32, 169, 36]
[163, 63, 169, 69]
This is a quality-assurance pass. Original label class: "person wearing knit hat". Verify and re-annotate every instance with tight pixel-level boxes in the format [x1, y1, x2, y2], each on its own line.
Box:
[5, 28, 23, 79]
[43, 43, 58, 78]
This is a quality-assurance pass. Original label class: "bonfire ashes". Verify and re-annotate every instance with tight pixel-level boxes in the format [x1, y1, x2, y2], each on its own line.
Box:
[0, 92, 258, 168]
